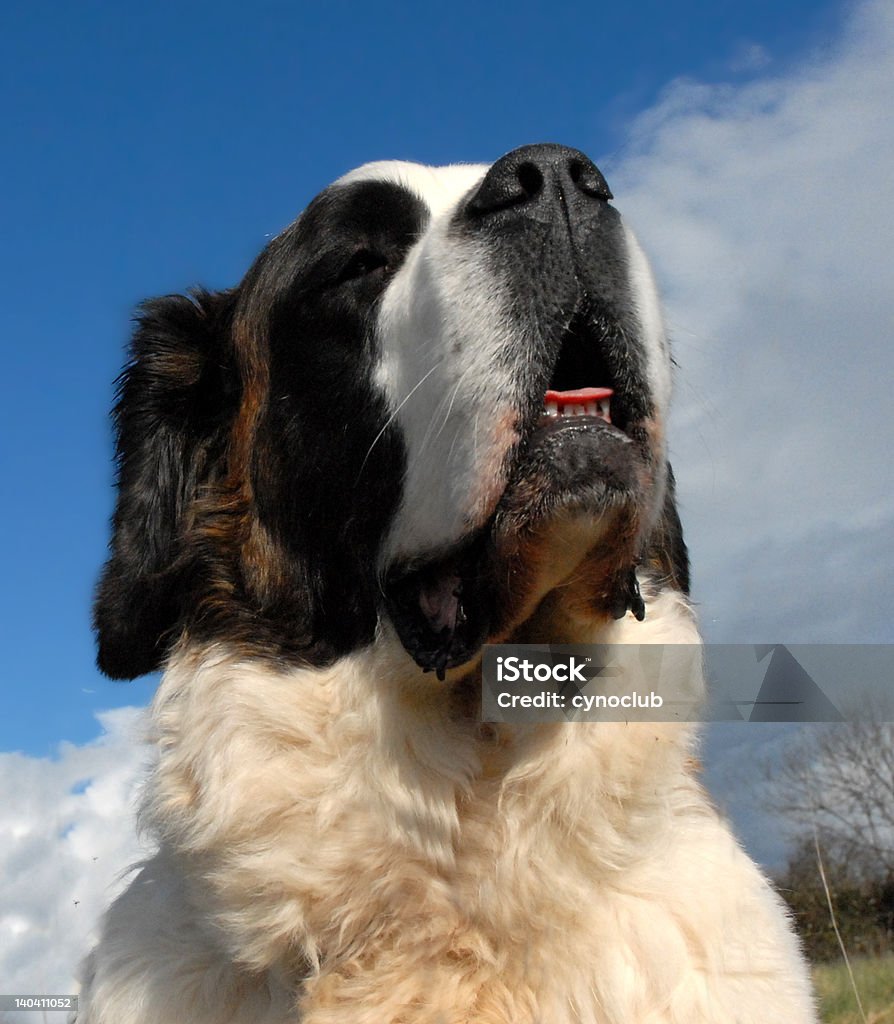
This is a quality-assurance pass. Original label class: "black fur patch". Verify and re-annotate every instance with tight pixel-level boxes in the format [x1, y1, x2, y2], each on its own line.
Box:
[94, 289, 239, 678]
[95, 181, 426, 678]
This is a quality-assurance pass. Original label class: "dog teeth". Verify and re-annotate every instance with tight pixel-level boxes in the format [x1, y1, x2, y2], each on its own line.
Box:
[543, 399, 612, 422]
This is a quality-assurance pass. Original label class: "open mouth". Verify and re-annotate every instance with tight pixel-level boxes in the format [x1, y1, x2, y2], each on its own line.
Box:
[385, 312, 649, 678]
[543, 386, 612, 423]
[529, 306, 640, 444]
[383, 534, 493, 680]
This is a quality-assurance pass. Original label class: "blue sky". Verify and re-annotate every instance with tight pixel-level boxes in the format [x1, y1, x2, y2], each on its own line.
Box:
[3, 0, 894, 998]
[1, 0, 853, 756]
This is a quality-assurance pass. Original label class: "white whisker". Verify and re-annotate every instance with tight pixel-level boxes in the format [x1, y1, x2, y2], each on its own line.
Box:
[355, 358, 446, 483]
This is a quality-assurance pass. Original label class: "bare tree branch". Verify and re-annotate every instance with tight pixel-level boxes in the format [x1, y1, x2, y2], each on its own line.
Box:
[766, 721, 894, 881]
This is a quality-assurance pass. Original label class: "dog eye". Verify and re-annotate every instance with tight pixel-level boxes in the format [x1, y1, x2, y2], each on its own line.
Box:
[335, 249, 388, 285]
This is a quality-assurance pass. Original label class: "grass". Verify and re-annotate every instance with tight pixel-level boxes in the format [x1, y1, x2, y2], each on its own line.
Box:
[814, 955, 894, 1023]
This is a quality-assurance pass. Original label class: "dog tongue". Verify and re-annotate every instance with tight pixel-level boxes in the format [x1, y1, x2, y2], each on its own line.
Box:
[418, 573, 463, 635]
[544, 387, 613, 404]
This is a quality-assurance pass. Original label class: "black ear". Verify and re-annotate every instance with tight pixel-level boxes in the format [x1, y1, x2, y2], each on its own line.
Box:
[645, 462, 691, 595]
[94, 289, 237, 679]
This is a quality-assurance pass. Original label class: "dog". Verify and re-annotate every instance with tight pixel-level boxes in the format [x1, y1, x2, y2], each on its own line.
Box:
[78, 144, 817, 1023]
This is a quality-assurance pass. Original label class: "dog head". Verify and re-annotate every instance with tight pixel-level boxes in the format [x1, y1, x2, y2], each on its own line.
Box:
[95, 143, 688, 680]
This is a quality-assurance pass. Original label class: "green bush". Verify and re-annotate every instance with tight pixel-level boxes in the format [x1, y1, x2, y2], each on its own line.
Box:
[774, 838, 894, 962]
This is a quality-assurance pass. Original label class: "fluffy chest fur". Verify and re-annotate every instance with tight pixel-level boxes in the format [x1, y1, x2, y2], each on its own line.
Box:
[81, 593, 814, 1023]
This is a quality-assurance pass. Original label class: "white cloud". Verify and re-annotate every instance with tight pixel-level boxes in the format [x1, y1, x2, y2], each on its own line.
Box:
[608, 0, 894, 643]
[0, 709, 155, 1016]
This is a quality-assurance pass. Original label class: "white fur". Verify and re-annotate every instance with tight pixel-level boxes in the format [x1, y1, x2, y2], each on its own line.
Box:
[374, 184, 519, 558]
[621, 223, 673, 419]
[77, 590, 816, 1023]
[363, 162, 523, 560]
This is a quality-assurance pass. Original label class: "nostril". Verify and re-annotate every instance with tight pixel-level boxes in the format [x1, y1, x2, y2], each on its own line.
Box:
[568, 157, 613, 201]
[516, 162, 543, 199]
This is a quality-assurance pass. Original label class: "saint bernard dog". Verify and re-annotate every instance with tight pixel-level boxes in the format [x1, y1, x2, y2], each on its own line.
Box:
[79, 144, 817, 1022]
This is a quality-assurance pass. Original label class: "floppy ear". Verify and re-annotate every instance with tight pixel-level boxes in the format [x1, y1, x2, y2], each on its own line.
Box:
[94, 289, 238, 679]
[645, 462, 691, 595]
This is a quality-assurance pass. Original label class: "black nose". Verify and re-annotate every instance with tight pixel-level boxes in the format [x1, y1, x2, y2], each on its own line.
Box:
[466, 143, 612, 217]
